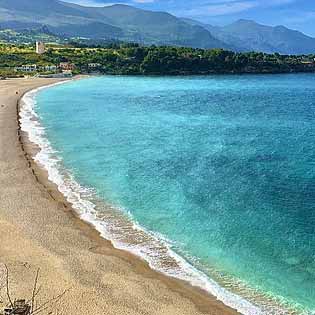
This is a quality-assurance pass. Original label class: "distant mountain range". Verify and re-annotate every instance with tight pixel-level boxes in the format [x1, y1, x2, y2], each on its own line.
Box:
[0, 0, 315, 54]
[183, 18, 315, 55]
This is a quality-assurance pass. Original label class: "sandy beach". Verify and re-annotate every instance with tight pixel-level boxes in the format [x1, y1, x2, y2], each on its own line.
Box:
[0, 77, 240, 315]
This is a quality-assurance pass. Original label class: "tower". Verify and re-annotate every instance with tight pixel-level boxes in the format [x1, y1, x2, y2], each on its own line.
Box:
[36, 41, 45, 54]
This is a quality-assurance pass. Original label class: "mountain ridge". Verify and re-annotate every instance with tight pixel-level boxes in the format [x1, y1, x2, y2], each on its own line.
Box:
[183, 17, 315, 54]
[0, 0, 314, 54]
[0, 0, 229, 49]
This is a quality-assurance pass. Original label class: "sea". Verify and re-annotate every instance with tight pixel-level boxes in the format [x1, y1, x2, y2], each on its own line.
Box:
[20, 74, 315, 315]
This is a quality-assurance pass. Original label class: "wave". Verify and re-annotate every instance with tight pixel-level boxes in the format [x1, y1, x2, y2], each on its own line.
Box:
[19, 81, 293, 315]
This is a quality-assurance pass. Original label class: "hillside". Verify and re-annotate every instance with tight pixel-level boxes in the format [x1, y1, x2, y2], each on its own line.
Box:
[0, 0, 228, 49]
[0, 1, 315, 54]
[184, 18, 315, 55]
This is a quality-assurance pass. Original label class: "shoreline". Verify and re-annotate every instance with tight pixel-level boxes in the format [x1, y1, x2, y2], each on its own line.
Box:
[0, 77, 240, 315]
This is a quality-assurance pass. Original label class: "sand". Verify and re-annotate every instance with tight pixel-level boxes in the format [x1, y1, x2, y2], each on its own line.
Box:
[0, 77, 240, 315]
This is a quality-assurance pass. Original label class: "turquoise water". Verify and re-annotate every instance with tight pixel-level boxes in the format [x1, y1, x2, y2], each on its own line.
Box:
[34, 75, 315, 314]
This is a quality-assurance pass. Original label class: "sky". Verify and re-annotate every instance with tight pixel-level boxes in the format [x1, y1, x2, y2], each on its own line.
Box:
[64, 0, 315, 37]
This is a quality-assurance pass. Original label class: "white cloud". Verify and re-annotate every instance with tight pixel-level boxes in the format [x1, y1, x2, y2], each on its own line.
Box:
[175, 1, 258, 17]
[65, 0, 155, 6]
[133, 0, 155, 3]
[171, 0, 298, 18]
[65, 0, 108, 6]
[206, 1, 257, 16]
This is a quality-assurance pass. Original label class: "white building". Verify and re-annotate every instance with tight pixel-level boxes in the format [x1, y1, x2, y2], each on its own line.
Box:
[88, 63, 101, 69]
[43, 65, 57, 72]
[15, 65, 37, 72]
[36, 41, 45, 54]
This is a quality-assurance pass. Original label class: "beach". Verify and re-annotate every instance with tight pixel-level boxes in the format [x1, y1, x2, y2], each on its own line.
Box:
[0, 77, 239, 315]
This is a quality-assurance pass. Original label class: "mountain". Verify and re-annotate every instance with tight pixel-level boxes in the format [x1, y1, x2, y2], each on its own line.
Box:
[0, 0, 314, 54]
[217, 19, 315, 55]
[180, 18, 244, 52]
[0, 0, 228, 49]
[94, 5, 230, 48]
[183, 18, 315, 55]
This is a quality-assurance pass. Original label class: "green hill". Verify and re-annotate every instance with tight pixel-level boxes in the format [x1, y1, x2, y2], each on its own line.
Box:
[1, 1, 315, 54]
[0, 0, 228, 49]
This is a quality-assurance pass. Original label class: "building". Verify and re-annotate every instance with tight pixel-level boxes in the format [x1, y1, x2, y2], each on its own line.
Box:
[59, 62, 75, 71]
[36, 41, 45, 54]
[88, 63, 101, 69]
[15, 65, 37, 72]
[43, 65, 57, 72]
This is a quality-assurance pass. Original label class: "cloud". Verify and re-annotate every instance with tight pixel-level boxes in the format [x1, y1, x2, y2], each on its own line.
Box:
[65, 0, 298, 12]
[133, 0, 155, 3]
[203, 1, 258, 16]
[173, 1, 257, 17]
[173, 0, 298, 17]
[67, 0, 106, 6]
[66, 0, 131, 6]
[282, 10, 315, 24]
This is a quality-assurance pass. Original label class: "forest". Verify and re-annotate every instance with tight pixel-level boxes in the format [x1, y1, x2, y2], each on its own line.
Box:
[0, 43, 314, 76]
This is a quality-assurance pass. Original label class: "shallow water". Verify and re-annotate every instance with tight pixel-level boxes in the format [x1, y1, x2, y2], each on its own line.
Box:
[28, 74, 315, 314]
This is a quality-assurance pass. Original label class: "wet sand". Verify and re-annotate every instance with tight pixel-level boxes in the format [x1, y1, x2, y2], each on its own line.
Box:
[0, 77, 240, 315]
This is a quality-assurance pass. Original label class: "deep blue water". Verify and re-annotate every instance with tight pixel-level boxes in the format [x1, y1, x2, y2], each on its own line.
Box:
[35, 75, 315, 314]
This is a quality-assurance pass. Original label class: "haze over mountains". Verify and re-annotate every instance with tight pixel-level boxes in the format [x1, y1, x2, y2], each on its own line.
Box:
[0, 0, 315, 55]
[184, 18, 315, 55]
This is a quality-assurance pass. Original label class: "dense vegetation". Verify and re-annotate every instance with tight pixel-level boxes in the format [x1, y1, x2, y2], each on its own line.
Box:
[0, 28, 63, 45]
[0, 43, 314, 77]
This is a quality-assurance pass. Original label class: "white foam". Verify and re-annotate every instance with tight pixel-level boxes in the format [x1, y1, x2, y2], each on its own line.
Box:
[20, 81, 287, 315]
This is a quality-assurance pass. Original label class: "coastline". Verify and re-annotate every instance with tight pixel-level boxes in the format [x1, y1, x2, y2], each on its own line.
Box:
[0, 77, 240, 315]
